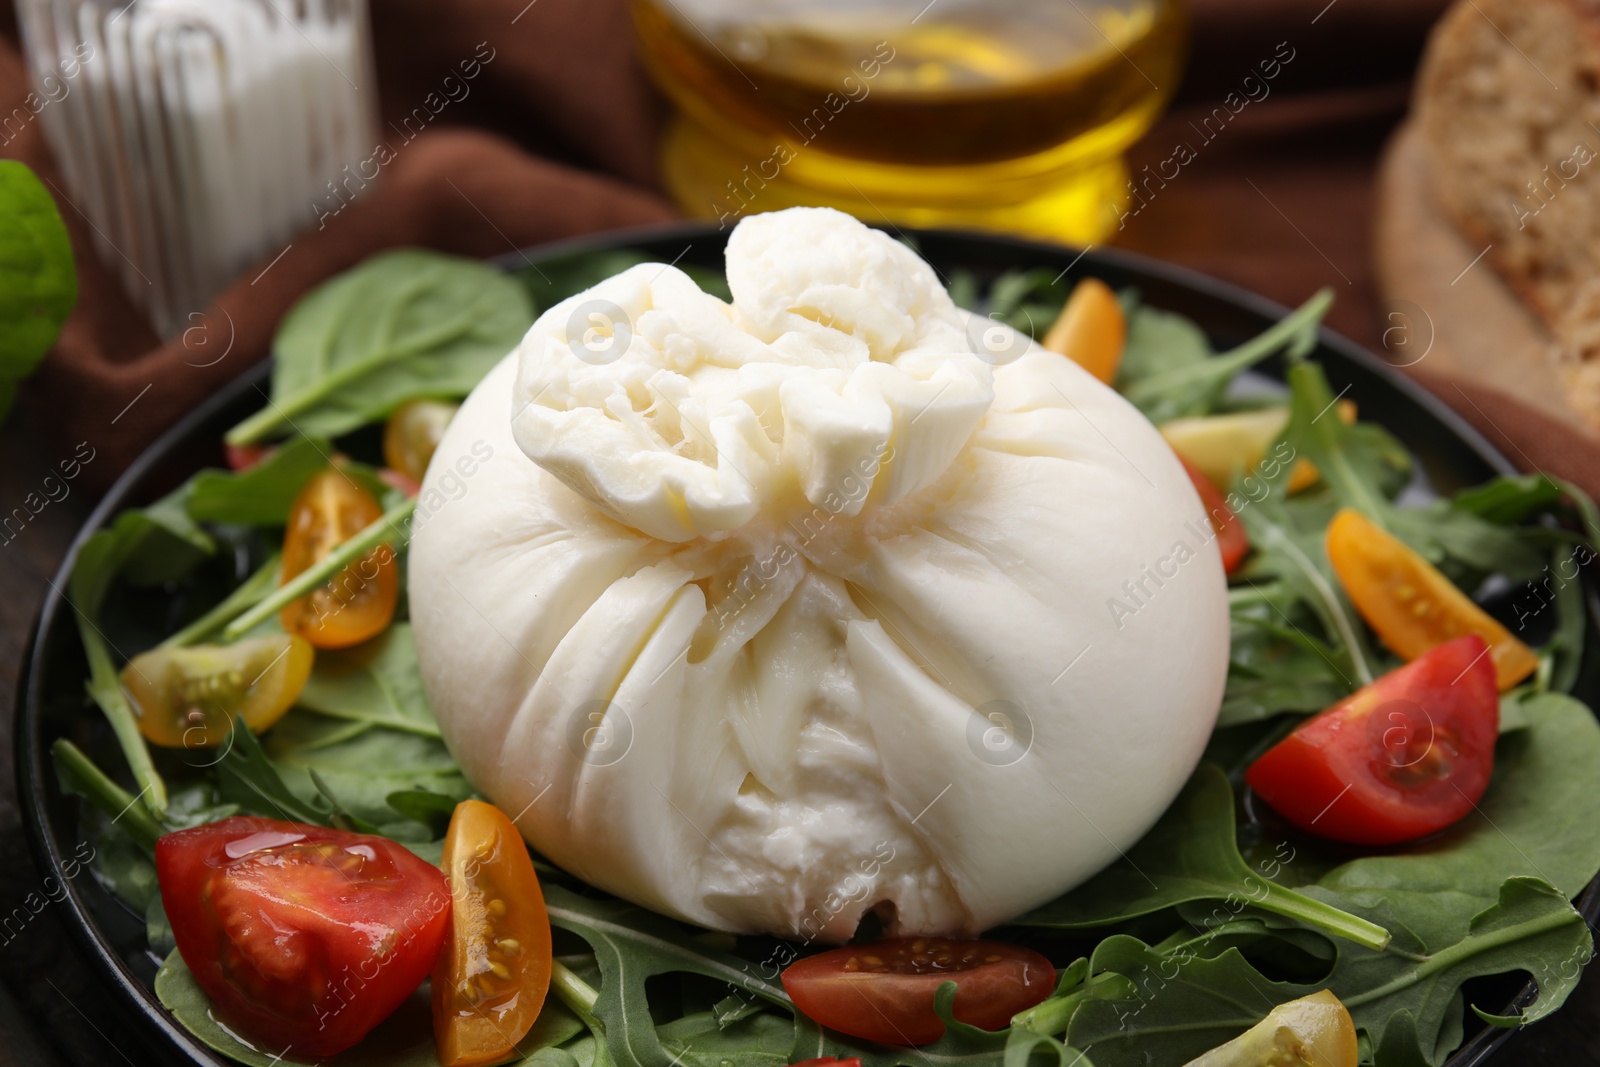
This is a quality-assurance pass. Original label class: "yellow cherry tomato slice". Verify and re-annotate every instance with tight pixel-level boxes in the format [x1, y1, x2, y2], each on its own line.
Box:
[433, 800, 553, 1067]
[121, 635, 313, 747]
[1183, 990, 1357, 1067]
[1161, 401, 1355, 494]
[384, 399, 459, 484]
[279, 469, 397, 649]
[1326, 508, 1539, 689]
[1042, 277, 1126, 385]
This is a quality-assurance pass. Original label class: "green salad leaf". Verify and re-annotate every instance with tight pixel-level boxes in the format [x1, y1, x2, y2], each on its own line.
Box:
[227, 249, 535, 445]
[0, 160, 76, 421]
[187, 436, 335, 525]
[1013, 765, 1390, 951]
[295, 623, 442, 737]
[155, 951, 588, 1067]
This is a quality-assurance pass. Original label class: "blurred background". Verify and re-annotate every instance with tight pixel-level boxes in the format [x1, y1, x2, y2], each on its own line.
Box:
[6, 0, 1600, 1062]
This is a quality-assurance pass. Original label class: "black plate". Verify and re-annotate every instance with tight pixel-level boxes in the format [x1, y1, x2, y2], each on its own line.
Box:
[16, 223, 1600, 1066]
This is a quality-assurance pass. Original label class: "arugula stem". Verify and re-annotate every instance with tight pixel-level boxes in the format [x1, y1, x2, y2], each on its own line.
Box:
[225, 310, 476, 444]
[223, 498, 416, 640]
[1011, 974, 1125, 1036]
[73, 611, 168, 816]
[1126, 290, 1334, 405]
[161, 554, 281, 649]
[1227, 583, 1284, 608]
[1259, 524, 1374, 686]
[51, 740, 163, 851]
[1252, 882, 1390, 951]
[550, 959, 602, 1015]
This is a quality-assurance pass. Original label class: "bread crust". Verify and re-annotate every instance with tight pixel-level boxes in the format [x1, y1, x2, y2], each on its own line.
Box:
[1416, 0, 1600, 325]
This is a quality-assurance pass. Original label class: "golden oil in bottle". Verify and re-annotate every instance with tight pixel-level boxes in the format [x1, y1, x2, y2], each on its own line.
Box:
[632, 0, 1187, 244]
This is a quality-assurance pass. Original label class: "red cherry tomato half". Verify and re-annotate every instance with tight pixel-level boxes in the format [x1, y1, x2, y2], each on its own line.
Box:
[156, 817, 451, 1058]
[781, 938, 1055, 1046]
[1179, 457, 1250, 574]
[1245, 634, 1499, 846]
[225, 443, 273, 472]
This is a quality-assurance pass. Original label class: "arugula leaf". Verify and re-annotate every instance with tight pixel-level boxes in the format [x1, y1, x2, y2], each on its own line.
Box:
[545, 884, 792, 1067]
[1120, 291, 1332, 424]
[215, 720, 333, 826]
[0, 160, 76, 421]
[67, 481, 219, 816]
[1063, 934, 1312, 1066]
[1011, 765, 1389, 950]
[1318, 878, 1591, 1063]
[1219, 611, 1349, 727]
[296, 623, 443, 737]
[264, 711, 470, 837]
[1236, 491, 1377, 688]
[187, 436, 333, 525]
[226, 249, 534, 445]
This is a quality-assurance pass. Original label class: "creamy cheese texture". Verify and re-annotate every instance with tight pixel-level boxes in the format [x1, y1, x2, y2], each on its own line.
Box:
[408, 207, 1229, 940]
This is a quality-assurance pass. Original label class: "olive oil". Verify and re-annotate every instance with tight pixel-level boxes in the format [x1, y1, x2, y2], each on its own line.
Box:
[632, 0, 1186, 243]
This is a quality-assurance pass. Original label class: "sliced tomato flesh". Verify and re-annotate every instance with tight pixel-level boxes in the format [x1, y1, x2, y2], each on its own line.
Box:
[1326, 507, 1538, 689]
[156, 816, 451, 1058]
[1246, 635, 1499, 846]
[433, 800, 553, 1067]
[1180, 457, 1251, 574]
[279, 469, 398, 649]
[782, 938, 1054, 1046]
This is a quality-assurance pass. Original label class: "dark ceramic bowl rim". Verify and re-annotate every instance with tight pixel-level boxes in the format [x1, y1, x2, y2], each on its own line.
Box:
[14, 221, 1591, 1066]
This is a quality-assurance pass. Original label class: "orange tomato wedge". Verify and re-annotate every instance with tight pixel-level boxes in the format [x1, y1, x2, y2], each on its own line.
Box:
[279, 469, 397, 649]
[1042, 277, 1125, 385]
[433, 800, 553, 1067]
[1325, 508, 1539, 690]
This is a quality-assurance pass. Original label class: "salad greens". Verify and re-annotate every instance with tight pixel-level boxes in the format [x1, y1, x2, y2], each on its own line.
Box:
[0, 160, 76, 422]
[226, 249, 534, 445]
[56, 250, 1600, 1067]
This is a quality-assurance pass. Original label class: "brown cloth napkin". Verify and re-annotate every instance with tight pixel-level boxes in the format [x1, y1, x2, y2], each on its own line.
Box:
[2, 0, 1597, 501]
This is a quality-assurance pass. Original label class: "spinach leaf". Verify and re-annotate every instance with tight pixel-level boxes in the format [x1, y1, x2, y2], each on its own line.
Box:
[296, 623, 443, 736]
[227, 249, 534, 445]
[0, 160, 76, 421]
[1011, 765, 1389, 950]
[187, 436, 333, 525]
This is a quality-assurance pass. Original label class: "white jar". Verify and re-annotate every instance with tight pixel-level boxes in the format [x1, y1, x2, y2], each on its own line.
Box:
[16, 0, 379, 337]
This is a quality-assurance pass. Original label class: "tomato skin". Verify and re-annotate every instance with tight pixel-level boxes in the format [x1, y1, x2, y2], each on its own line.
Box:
[121, 635, 313, 747]
[225, 443, 273, 472]
[433, 800, 553, 1067]
[1042, 277, 1126, 385]
[1179, 458, 1250, 574]
[1245, 635, 1499, 846]
[1326, 508, 1538, 689]
[384, 399, 459, 484]
[790, 1059, 863, 1067]
[156, 817, 450, 1058]
[280, 470, 398, 649]
[782, 938, 1055, 1046]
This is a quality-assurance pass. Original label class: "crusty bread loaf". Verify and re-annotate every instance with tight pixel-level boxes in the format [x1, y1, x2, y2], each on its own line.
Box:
[1415, 0, 1600, 428]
